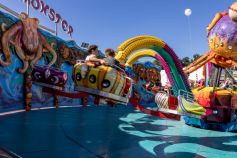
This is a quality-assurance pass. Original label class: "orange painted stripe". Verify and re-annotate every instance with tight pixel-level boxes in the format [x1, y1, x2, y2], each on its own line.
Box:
[98, 66, 109, 90]
[111, 71, 121, 93]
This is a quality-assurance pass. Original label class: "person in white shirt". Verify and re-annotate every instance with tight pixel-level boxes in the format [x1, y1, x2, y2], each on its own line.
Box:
[85, 45, 106, 65]
[81, 45, 106, 78]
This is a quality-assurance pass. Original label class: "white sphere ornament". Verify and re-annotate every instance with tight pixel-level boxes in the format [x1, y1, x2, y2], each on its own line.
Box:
[185, 8, 192, 16]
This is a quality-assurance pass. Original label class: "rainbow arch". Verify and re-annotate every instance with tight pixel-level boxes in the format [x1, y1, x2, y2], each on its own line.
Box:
[115, 35, 190, 95]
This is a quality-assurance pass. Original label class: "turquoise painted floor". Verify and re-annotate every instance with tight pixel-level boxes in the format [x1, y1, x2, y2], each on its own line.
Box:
[0, 106, 237, 158]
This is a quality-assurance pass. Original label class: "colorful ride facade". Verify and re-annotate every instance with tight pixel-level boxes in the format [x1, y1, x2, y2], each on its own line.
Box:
[0, 2, 237, 132]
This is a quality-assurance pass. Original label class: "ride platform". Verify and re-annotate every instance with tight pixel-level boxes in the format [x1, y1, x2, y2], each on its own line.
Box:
[0, 106, 236, 158]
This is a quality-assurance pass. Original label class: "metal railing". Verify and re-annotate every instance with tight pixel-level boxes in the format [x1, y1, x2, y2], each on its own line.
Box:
[76, 60, 128, 76]
[178, 89, 195, 102]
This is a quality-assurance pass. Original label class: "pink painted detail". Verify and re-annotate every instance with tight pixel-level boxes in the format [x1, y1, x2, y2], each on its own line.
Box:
[155, 54, 175, 85]
[203, 64, 206, 84]
[163, 45, 190, 91]
[208, 62, 212, 77]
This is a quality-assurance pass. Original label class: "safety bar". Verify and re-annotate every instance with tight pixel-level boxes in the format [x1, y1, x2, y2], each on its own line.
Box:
[76, 60, 128, 77]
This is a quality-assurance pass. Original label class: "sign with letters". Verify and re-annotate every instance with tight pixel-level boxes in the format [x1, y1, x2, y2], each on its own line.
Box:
[23, 0, 73, 37]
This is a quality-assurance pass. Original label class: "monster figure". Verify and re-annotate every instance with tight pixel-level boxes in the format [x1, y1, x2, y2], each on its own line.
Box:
[185, 2, 237, 73]
[146, 68, 161, 92]
[55, 43, 87, 67]
[0, 12, 57, 73]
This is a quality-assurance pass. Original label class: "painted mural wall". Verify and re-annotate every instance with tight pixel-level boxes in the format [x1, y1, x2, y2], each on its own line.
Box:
[0, 10, 89, 112]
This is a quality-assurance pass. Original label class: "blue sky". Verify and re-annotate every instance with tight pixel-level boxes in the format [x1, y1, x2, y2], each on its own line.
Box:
[0, 0, 236, 59]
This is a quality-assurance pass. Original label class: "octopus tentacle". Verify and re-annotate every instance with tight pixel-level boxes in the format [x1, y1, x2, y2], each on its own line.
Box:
[29, 54, 36, 61]
[0, 22, 22, 66]
[207, 11, 228, 32]
[39, 32, 57, 67]
[1, 23, 7, 32]
[30, 43, 42, 68]
[51, 42, 55, 48]
[18, 60, 29, 74]
[14, 32, 26, 61]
